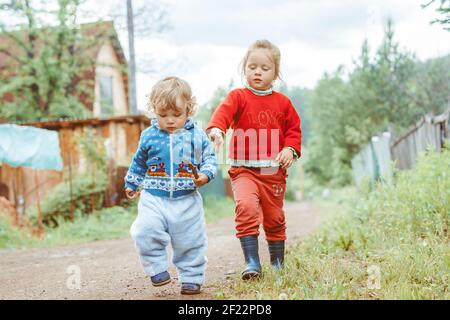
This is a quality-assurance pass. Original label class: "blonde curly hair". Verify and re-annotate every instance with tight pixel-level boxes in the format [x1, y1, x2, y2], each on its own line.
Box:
[146, 76, 197, 116]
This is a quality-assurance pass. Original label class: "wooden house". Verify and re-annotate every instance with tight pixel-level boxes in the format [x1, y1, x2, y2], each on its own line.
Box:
[0, 21, 130, 118]
[0, 22, 151, 213]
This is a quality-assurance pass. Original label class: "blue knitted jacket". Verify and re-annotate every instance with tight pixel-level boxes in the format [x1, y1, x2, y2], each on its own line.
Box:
[124, 118, 217, 198]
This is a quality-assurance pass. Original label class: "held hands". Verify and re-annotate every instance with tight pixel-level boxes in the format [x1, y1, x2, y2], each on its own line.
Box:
[208, 128, 224, 153]
[125, 188, 140, 199]
[193, 172, 209, 187]
[276, 148, 295, 169]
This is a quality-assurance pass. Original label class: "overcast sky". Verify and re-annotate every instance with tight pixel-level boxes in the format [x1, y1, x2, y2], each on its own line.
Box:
[92, 0, 450, 109]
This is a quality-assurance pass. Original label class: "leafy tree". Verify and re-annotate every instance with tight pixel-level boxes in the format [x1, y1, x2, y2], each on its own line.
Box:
[304, 68, 352, 185]
[304, 20, 421, 186]
[348, 21, 419, 133]
[278, 84, 311, 144]
[0, 0, 114, 121]
[422, 0, 450, 31]
[194, 79, 234, 126]
[412, 54, 450, 114]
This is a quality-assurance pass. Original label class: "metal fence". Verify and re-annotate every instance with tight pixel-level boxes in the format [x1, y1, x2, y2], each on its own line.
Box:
[351, 132, 393, 185]
[352, 111, 449, 186]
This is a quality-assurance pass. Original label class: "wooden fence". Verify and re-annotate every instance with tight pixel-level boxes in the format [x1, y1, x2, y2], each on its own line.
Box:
[352, 110, 449, 185]
[0, 115, 149, 214]
[391, 112, 449, 170]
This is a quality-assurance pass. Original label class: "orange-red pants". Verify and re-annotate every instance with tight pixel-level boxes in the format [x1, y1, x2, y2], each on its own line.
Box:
[228, 166, 287, 241]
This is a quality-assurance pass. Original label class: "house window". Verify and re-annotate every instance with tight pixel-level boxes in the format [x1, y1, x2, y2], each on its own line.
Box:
[99, 75, 114, 116]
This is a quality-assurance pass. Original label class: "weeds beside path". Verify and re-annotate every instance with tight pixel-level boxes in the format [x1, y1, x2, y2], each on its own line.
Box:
[227, 150, 450, 300]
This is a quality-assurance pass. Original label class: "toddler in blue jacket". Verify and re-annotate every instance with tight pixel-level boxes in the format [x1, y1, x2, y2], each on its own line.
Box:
[124, 76, 217, 295]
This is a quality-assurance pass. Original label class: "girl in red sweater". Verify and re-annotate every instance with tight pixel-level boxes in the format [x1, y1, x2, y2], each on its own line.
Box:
[207, 40, 302, 280]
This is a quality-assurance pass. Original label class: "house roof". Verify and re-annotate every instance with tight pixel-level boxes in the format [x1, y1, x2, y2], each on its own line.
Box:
[79, 21, 128, 70]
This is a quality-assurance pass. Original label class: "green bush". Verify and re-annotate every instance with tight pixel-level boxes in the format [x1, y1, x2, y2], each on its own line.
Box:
[0, 215, 33, 249]
[28, 128, 109, 227]
[28, 171, 108, 227]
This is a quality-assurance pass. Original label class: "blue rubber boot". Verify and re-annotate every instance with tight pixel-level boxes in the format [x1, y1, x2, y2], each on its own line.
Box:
[268, 240, 285, 269]
[239, 235, 261, 280]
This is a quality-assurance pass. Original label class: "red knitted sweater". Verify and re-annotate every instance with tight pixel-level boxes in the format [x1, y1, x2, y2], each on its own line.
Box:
[207, 88, 301, 161]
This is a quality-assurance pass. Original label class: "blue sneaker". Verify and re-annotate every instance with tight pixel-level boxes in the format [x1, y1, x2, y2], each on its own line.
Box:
[150, 271, 171, 286]
[180, 283, 201, 295]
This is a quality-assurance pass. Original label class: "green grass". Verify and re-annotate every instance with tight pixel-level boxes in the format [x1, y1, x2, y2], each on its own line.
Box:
[216, 149, 450, 300]
[0, 215, 35, 249]
[0, 205, 137, 249]
[203, 195, 235, 223]
[0, 194, 236, 249]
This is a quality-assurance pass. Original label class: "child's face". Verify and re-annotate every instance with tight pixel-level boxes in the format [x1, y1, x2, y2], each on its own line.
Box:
[245, 48, 276, 91]
[155, 98, 188, 133]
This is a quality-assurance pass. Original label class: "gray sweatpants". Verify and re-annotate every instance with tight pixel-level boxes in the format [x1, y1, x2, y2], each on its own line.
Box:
[130, 190, 207, 285]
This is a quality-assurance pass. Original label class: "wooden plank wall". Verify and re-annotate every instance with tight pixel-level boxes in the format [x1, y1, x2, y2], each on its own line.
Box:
[0, 116, 149, 210]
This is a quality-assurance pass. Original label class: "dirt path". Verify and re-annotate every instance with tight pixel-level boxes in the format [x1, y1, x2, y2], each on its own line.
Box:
[0, 201, 321, 300]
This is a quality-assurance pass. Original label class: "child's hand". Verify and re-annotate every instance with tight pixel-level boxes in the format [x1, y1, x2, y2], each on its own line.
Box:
[193, 173, 209, 187]
[125, 188, 140, 199]
[208, 128, 224, 153]
[276, 148, 295, 169]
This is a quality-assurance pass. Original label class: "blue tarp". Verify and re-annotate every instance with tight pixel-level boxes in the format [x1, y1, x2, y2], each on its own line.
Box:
[0, 124, 63, 170]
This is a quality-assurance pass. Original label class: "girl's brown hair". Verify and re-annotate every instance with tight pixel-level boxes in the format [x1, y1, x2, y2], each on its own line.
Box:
[239, 39, 281, 80]
[146, 76, 197, 116]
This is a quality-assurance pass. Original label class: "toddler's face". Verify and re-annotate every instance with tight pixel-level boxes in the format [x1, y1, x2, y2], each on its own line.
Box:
[155, 98, 188, 133]
[245, 49, 276, 91]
